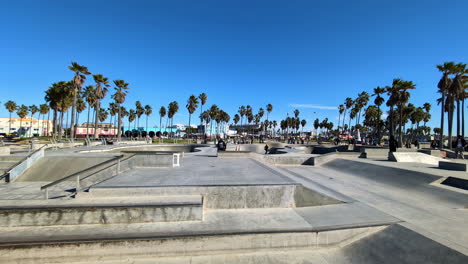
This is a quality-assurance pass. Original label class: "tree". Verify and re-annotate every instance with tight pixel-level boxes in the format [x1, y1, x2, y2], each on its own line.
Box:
[144, 105, 152, 134]
[17, 105, 28, 137]
[68, 62, 91, 141]
[128, 109, 136, 134]
[186, 95, 199, 136]
[83, 85, 96, 138]
[29, 105, 39, 137]
[45, 81, 73, 139]
[233, 114, 240, 125]
[372, 86, 386, 142]
[343, 97, 353, 132]
[135, 101, 144, 137]
[436, 62, 455, 148]
[338, 104, 345, 133]
[76, 98, 86, 128]
[4, 101, 17, 135]
[238, 106, 246, 132]
[198, 93, 207, 125]
[98, 108, 108, 123]
[168, 101, 179, 136]
[209, 104, 219, 138]
[92, 74, 110, 139]
[294, 109, 300, 118]
[301, 119, 307, 133]
[159, 106, 166, 132]
[112, 80, 130, 140]
[39, 104, 50, 136]
[108, 103, 119, 137]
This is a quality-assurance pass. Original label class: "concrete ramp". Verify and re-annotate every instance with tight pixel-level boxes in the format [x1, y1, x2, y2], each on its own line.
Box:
[340, 224, 468, 263]
[16, 156, 115, 182]
[389, 152, 443, 165]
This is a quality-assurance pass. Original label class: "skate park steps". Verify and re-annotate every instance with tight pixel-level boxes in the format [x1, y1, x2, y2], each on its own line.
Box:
[0, 195, 203, 227]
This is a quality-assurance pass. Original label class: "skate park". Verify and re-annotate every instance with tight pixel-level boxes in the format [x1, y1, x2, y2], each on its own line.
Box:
[0, 141, 468, 263]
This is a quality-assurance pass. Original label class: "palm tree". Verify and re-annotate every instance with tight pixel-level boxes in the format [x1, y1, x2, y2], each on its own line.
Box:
[233, 114, 240, 125]
[45, 81, 72, 139]
[76, 98, 86, 130]
[112, 80, 130, 140]
[68, 62, 91, 141]
[338, 104, 345, 133]
[208, 104, 219, 138]
[186, 95, 199, 136]
[343, 97, 353, 133]
[17, 105, 28, 137]
[301, 119, 307, 134]
[83, 85, 96, 138]
[168, 101, 179, 136]
[128, 109, 136, 134]
[198, 93, 207, 125]
[92, 74, 110, 139]
[4, 101, 17, 135]
[238, 105, 246, 132]
[372, 86, 386, 142]
[28, 105, 39, 137]
[98, 108, 108, 123]
[159, 106, 166, 132]
[423, 103, 431, 127]
[143, 105, 152, 134]
[436, 62, 455, 148]
[39, 104, 50, 136]
[294, 109, 300, 118]
[108, 102, 119, 138]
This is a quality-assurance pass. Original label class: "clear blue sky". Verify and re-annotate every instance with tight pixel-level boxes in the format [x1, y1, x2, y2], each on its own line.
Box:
[1, 0, 468, 131]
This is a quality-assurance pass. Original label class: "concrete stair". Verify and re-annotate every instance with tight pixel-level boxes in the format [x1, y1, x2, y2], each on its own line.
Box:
[0, 195, 203, 227]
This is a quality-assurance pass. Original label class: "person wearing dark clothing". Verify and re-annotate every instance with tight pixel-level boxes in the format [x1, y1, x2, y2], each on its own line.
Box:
[217, 139, 226, 151]
[264, 144, 269, 155]
[454, 135, 467, 159]
[389, 135, 397, 152]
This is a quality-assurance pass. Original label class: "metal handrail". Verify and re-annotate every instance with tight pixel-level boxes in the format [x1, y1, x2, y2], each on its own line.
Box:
[40, 154, 125, 191]
[0, 144, 48, 181]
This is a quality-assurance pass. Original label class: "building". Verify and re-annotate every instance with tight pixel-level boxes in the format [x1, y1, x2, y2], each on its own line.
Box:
[0, 116, 53, 137]
[75, 122, 119, 137]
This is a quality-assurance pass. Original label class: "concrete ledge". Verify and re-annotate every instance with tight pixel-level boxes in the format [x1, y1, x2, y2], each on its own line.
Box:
[388, 152, 443, 165]
[0, 195, 203, 227]
[360, 148, 388, 159]
[439, 161, 467, 171]
[418, 149, 442, 157]
[0, 146, 10, 156]
[217, 151, 253, 158]
[0, 225, 386, 262]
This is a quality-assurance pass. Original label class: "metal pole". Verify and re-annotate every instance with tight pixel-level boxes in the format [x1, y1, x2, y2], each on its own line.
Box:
[117, 159, 121, 175]
[76, 175, 80, 192]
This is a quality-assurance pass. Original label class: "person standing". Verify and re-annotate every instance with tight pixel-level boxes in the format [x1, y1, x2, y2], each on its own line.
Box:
[264, 144, 269, 155]
[454, 135, 467, 159]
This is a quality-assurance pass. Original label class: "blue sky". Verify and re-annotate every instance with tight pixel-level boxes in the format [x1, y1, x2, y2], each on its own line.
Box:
[1, 0, 468, 131]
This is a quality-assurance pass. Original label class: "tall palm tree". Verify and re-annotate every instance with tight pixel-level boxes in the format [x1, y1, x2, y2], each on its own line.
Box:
[17, 105, 28, 137]
[39, 104, 50, 136]
[92, 74, 110, 138]
[76, 98, 86, 129]
[436, 62, 455, 148]
[233, 114, 240, 125]
[83, 85, 96, 138]
[168, 101, 179, 136]
[209, 104, 219, 138]
[128, 109, 136, 134]
[238, 106, 246, 132]
[68, 62, 91, 141]
[198, 93, 207, 125]
[372, 86, 386, 142]
[186, 95, 199, 136]
[134, 101, 144, 137]
[28, 105, 39, 137]
[301, 119, 307, 133]
[108, 102, 119, 137]
[338, 104, 345, 133]
[343, 97, 353, 133]
[294, 109, 300, 118]
[98, 108, 108, 124]
[4, 101, 17, 135]
[112, 80, 130, 140]
[159, 106, 166, 132]
[144, 105, 152, 134]
[423, 103, 431, 127]
[266, 104, 273, 121]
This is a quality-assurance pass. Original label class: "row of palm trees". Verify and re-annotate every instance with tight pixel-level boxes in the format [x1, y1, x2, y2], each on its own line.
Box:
[336, 78, 433, 147]
[4, 101, 51, 137]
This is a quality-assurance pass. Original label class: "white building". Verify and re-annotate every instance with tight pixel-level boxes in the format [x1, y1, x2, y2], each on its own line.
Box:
[169, 124, 197, 131]
[0, 116, 53, 137]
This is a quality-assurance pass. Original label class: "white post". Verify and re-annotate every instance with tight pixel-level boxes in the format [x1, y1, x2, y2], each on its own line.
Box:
[173, 153, 180, 167]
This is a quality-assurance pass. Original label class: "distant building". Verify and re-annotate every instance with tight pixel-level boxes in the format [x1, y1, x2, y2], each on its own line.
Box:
[75, 123, 118, 137]
[0, 116, 53, 137]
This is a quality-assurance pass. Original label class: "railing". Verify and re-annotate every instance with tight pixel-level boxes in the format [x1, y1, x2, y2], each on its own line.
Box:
[0, 144, 47, 182]
[40, 154, 128, 199]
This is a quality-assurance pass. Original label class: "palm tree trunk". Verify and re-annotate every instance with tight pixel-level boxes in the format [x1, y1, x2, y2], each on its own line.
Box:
[342, 110, 347, 132]
[456, 100, 461, 136]
[19, 119, 22, 137]
[117, 104, 122, 140]
[188, 113, 191, 137]
[29, 115, 33, 137]
[8, 112, 12, 135]
[440, 94, 445, 149]
[53, 110, 57, 138]
[399, 105, 403, 148]
[463, 99, 465, 138]
[46, 111, 50, 137]
[159, 116, 162, 132]
[70, 84, 77, 142]
[448, 106, 454, 150]
[94, 103, 100, 139]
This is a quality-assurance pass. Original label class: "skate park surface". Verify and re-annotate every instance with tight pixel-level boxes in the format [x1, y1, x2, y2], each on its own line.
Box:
[0, 142, 468, 263]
